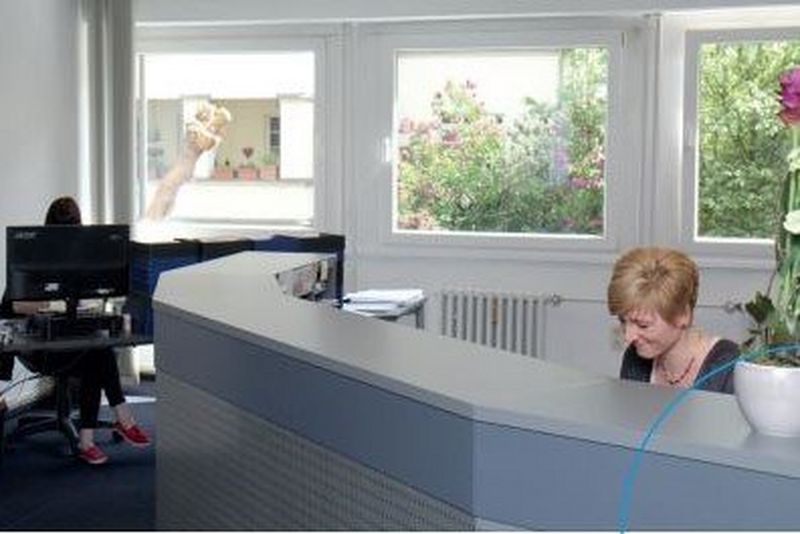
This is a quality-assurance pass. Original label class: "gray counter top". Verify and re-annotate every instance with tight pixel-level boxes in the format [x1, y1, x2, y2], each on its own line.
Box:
[153, 251, 800, 479]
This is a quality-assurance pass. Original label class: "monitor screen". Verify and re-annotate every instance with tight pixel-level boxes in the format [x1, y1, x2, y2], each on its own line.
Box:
[5, 225, 129, 303]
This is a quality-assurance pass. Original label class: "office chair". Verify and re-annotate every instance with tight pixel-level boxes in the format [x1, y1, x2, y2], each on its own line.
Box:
[2, 354, 119, 459]
[0, 364, 55, 460]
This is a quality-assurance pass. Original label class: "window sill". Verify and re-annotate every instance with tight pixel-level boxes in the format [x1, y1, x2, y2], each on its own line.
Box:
[132, 219, 315, 242]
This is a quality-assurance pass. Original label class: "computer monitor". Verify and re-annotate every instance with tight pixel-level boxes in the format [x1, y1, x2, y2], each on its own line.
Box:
[5, 225, 130, 311]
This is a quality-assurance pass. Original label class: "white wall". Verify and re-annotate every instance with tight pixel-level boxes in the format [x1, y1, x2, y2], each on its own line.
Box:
[134, 0, 800, 24]
[0, 0, 82, 285]
[353, 256, 761, 377]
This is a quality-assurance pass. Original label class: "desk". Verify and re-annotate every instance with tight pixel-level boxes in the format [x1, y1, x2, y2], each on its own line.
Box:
[0, 327, 152, 455]
[153, 252, 800, 530]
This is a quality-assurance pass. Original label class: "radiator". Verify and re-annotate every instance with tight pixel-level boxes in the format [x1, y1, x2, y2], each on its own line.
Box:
[439, 289, 548, 358]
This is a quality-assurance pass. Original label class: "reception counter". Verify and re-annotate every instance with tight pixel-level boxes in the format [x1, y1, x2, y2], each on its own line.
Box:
[153, 252, 800, 530]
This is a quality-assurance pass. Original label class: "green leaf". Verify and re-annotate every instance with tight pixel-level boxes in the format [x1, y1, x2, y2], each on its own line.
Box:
[744, 291, 775, 324]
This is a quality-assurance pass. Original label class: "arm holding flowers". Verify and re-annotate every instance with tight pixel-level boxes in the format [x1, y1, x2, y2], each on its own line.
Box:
[145, 102, 232, 220]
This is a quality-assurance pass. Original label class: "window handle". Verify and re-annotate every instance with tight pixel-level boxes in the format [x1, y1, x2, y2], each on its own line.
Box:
[382, 136, 393, 164]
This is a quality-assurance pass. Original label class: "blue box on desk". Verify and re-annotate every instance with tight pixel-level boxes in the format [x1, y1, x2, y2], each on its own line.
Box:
[127, 240, 201, 336]
[125, 234, 346, 336]
[197, 238, 254, 261]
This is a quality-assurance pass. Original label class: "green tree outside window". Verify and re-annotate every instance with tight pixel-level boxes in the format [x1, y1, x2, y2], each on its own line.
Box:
[698, 41, 800, 239]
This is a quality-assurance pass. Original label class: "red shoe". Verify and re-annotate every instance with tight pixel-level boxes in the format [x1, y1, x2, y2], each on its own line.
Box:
[113, 421, 151, 448]
[78, 445, 108, 465]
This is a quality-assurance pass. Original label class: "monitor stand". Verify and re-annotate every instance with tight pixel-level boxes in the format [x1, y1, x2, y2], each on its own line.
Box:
[65, 297, 78, 323]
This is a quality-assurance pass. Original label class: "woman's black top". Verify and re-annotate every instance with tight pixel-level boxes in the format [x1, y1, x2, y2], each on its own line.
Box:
[619, 338, 740, 394]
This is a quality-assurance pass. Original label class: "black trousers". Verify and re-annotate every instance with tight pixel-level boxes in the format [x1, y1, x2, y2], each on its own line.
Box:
[19, 349, 126, 430]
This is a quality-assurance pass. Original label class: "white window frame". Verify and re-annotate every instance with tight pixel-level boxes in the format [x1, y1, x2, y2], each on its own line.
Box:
[680, 26, 800, 263]
[354, 18, 648, 262]
[133, 24, 344, 236]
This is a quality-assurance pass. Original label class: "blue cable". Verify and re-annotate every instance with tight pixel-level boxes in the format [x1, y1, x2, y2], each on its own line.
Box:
[617, 342, 800, 533]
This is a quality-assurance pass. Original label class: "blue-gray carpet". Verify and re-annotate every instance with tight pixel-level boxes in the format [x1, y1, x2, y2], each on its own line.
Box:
[0, 379, 156, 530]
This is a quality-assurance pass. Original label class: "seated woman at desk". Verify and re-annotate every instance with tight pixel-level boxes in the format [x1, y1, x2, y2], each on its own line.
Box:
[0, 196, 150, 465]
[607, 247, 738, 394]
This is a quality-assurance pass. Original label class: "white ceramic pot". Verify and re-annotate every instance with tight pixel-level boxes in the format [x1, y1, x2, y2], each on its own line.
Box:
[734, 360, 800, 437]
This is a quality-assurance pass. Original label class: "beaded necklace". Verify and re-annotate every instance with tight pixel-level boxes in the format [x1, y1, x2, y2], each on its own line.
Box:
[656, 355, 697, 386]
[656, 328, 711, 386]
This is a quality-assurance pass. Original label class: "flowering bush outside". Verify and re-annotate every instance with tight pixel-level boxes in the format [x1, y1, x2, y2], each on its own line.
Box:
[396, 48, 607, 235]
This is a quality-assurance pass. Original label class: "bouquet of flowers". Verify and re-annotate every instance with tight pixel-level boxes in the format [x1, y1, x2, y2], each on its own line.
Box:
[744, 66, 800, 365]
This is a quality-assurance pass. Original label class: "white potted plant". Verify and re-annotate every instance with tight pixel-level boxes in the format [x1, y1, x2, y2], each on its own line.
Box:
[737, 65, 800, 437]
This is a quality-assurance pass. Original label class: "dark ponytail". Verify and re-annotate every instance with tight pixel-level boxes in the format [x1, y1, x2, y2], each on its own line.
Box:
[44, 196, 82, 225]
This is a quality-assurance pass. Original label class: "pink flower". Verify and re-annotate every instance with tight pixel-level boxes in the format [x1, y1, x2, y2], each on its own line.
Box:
[778, 66, 800, 126]
[569, 176, 602, 190]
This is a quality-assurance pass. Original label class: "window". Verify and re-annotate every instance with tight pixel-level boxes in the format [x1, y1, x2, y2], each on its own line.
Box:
[673, 16, 800, 261]
[357, 19, 640, 258]
[395, 48, 608, 236]
[690, 37, 800, 241]
[269, 116, 281, 156]
[136, 51, 316, 228]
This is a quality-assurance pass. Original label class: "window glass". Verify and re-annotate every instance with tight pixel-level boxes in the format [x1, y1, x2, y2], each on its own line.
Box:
[138, 52, 315, 227]
[696, 40, 800, 239]
[395, 48, 608, 235]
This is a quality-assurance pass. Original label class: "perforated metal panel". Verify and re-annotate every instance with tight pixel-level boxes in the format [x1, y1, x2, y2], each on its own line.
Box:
[157, 373, 475, 530]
